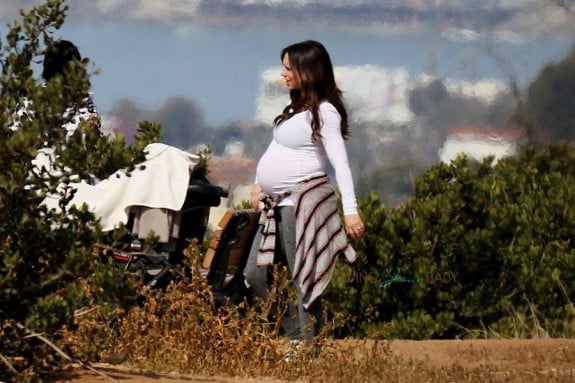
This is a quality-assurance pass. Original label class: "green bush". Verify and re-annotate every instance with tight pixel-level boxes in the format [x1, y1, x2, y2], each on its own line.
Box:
[326, 143, 575, 339]
[0, 1, 159, 381]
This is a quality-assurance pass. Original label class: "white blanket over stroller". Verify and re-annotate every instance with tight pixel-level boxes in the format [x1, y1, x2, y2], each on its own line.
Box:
[42, 143, 200, 239]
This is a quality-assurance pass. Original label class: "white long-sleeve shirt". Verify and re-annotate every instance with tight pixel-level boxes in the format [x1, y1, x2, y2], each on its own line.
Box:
[256, 101, 358, 215]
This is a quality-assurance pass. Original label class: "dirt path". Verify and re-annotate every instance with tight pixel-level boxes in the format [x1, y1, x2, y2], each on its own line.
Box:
[57, 338, 575, 382]
[388, 338, 575, 370]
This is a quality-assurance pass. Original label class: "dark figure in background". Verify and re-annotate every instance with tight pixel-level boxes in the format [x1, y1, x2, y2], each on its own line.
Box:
[42, 39, 81, 81]
[41, 39, 100, 136]
[11, 39, 103, 183]
[11, 39, 99, 134]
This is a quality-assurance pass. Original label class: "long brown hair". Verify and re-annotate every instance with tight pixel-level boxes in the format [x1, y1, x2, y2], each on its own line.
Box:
[273, 40, 349, 141]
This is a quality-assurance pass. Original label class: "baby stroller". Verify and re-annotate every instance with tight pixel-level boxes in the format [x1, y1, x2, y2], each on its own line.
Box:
[96, 154, 260, 308]
[98, 165, 226, 288]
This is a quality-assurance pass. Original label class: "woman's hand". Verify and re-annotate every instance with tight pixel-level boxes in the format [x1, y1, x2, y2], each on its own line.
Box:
[250, 183, 263, 211]
[344, 213, 365, 240]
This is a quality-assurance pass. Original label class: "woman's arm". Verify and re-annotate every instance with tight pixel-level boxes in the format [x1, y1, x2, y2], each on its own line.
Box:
[319, 103, 357, 215]
[319, 103, 364, 239]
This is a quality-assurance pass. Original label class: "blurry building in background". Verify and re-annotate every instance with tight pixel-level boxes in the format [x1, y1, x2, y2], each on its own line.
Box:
[255, 65, 507, 126]
[439, 126, 524, 164]
[256, 65, 413, 125]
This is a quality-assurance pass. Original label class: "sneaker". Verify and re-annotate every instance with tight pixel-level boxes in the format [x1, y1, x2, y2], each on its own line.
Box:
[284, 340, 303, 363]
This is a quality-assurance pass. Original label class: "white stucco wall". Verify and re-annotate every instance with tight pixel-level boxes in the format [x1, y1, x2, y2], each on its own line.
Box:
[439, 134, 518, 164]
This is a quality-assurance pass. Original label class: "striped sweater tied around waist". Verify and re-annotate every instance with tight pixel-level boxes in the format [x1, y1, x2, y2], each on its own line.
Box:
[257, 175, 356, 309]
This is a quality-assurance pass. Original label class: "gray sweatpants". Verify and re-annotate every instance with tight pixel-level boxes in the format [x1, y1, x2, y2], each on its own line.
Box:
[244, 206, 323, 340]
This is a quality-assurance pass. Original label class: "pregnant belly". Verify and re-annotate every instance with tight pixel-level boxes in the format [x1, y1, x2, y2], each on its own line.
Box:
[256, 143, 322, 196]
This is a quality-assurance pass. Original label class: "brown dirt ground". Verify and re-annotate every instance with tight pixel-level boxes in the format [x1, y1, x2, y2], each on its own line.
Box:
[56, 338, 575, 383]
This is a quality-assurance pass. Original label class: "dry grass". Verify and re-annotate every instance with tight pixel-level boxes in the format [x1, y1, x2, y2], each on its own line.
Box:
[60, 249, 575, 383]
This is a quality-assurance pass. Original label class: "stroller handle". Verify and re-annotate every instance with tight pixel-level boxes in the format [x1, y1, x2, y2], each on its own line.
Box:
[187, 182, 228, 199]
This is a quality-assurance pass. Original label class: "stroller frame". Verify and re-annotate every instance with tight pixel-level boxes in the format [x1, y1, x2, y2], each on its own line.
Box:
[98, 166, 260, 306]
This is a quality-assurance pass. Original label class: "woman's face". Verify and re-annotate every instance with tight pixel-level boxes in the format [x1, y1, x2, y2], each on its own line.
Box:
[281, 53, 300, 90]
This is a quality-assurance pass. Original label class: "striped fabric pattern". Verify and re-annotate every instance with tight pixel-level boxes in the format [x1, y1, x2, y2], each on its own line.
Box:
[257, 175, 356, 309]
[256, 193, 285, 267]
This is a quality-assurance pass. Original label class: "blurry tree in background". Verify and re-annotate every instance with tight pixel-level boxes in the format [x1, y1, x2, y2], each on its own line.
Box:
[356, 157, 427, 208]
[0, 1, 158, 381]
[408, 79, 516, 157]
[108, 96, 206, 150]
[242, 123, 271, 159]
[155, 96, 205, 149]
[521, 44, 575, 144]
[109, 98, 149, 142]
[408, 79, 450, 117]
[207, 122, 243, 155]
[349, 120, 381, 168]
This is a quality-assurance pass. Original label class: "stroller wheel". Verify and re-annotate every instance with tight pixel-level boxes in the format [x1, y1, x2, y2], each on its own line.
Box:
[107, 313, 119, 329]
[136, 292, 147, 307]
